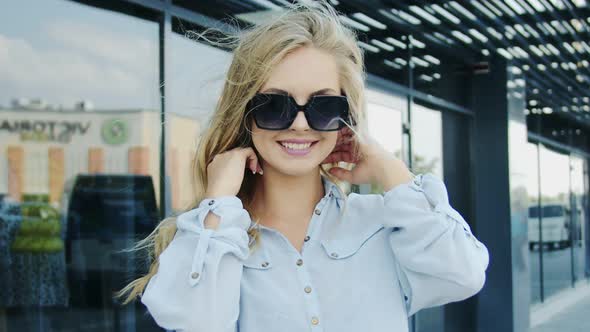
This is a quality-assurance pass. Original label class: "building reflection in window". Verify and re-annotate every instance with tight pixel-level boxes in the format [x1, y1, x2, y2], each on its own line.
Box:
[0, 0, 161, 330]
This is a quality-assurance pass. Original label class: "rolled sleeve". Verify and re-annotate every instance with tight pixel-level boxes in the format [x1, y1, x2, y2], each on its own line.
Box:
[382, 173, 489, 315]
[176, 196, 251, 287]
[141, 196, 251, 331]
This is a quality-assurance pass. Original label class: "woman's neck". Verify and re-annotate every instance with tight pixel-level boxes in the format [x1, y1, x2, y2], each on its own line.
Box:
[251, 166, 325, 229]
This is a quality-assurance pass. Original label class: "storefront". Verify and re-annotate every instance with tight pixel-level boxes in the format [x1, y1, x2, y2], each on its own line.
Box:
[1, 0, 589, 331]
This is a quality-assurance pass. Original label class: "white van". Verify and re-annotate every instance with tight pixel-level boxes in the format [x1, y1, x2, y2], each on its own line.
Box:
[528, 204, 570, 250]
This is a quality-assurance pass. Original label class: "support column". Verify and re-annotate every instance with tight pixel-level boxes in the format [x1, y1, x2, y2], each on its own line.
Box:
[48, 147, 64, 204]
[88, 147, 105, 173]
[7, 146, 24, 202]
[128, 146, 150, 175]
[472, 56, 529, 332]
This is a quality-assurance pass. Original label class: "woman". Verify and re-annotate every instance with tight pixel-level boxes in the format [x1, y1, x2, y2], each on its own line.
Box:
[120, 2, 489, 331]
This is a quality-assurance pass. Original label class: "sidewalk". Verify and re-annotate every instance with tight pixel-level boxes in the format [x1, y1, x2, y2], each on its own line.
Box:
[530, 284, 590, 332]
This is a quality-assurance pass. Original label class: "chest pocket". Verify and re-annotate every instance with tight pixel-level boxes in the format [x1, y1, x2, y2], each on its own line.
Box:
[320, 223, 384, 259]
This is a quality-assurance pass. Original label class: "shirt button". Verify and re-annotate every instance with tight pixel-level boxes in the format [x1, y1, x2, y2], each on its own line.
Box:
[311, 317, 319, 325]
[208, 200, 215, 206]
[329, 192, 333, 198]
[304, 286, 312, 293]
[261, 261, 269, 268]
[330, 252, 339, 258]
[296, 259, 303, 266]
[191, 272, 200, 279]
[304, 236, 310, 242]
[314, 209, 321, 215]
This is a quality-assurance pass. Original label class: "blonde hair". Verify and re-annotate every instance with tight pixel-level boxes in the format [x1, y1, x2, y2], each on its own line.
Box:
[117, 0, 368, 304]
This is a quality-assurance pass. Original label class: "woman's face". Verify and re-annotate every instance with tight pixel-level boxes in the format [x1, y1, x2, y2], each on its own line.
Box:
[251, 46, 340, 177]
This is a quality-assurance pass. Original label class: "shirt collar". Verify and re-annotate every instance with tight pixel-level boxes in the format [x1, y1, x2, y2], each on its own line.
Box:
[321, 175, 344, 201]
[252, 176, 344, 232]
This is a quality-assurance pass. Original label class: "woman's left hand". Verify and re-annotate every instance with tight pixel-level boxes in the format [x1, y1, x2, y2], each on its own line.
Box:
[322, 127, 414, 191]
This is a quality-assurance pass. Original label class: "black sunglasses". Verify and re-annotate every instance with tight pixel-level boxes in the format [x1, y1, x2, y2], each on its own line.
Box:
[246, 93, 354, 131]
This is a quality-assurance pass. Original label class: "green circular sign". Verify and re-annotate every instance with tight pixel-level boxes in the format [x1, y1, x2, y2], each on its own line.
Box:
[101, 118, 128, 145]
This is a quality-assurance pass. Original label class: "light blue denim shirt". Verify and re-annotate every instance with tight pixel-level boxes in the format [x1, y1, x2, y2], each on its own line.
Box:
[141, 173, 489, 332]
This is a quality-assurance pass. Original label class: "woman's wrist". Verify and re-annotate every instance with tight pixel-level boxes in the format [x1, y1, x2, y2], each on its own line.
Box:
[203, 211, 220, 230]
[376, 158, 414, 192]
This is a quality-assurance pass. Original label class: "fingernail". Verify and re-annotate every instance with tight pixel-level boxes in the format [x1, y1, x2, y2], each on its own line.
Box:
[259, 169, 264, 175]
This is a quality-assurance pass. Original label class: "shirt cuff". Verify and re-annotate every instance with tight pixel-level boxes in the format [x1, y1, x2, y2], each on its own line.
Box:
[175, 196, 251, 287]
[176, 196, 251, 233]
[383, 173, 475, 238]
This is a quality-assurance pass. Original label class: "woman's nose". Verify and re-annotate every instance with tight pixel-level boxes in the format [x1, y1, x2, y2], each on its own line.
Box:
[289, 110, 310, 131]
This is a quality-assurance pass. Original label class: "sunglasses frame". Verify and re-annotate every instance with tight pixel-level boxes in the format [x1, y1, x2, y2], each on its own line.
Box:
[246, 93, 355, 132]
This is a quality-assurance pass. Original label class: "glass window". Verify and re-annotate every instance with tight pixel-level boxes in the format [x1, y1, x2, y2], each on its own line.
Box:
[411, 104, 443, 179]
[410, 103, 444, 332]
[529, 205, 566, 218]
[165, 20, 232, 212]
[539, 145, 572, 300]
[526, 142, 542, 303]
[365, 89, 405, 194]
[570, 156, 587, 282]
[0, 1, 161, 330]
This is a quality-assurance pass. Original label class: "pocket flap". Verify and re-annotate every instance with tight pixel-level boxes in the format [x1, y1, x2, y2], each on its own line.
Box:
[321, 223, 384, 259]
[243, 245, 273, 270]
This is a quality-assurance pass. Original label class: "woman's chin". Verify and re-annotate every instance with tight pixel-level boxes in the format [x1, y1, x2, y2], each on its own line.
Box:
[266, 160, 323, 177]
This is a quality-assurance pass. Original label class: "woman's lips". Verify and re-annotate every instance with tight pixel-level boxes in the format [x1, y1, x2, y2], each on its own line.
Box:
[277, 141, 318, 156]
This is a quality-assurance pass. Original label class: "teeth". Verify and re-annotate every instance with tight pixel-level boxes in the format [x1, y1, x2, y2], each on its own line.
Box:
[281, 142, 312, 150]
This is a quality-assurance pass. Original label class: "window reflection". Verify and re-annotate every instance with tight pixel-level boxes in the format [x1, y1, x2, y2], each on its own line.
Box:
[411, 105, 443, 179]
[528, 142, 582, 304]
[570, 156, 587, 283]
[538, 146, 572, 300]
[366, 89, 404, 194]
[0, 0, 161, 330]
[165, 25, 232, 212]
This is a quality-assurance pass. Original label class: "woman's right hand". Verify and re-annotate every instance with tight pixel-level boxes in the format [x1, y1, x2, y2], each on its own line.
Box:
[205, 147, 262, 198]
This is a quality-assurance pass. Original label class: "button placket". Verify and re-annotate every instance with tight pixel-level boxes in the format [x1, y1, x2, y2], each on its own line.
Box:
[296, 252, 324, 332]
[302, 197, 329, 253]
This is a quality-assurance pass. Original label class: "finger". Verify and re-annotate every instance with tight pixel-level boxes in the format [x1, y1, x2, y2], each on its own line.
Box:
[338, 127, 354, 137]
[332, 142, 354, 152]
[256, 162, 264, 175]
[340, 126, 352, 135]
[329, 167, 353, 182]
[244, 148, 263, 174]
[335, 132, 356, 148]
[336, 134, 351, 145]
[240, 148, 259, 174]
[250, 157, 259, 174]
[323, 151, 357, 164]
[331, 144, 361, 162]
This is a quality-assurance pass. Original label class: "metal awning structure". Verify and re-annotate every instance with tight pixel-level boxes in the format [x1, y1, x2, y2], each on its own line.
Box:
[172, 0, 589, 123]
[94, 0, 589, 150]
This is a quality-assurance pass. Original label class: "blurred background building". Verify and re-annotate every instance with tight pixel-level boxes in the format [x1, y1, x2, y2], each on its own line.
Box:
[0, 0, 589, 331]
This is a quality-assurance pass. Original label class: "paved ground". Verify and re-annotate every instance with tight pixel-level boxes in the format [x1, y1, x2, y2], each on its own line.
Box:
[530, 294, 590, 332]
[529, 244, 586, 303]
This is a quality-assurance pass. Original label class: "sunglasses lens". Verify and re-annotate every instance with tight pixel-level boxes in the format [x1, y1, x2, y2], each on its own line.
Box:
[248, 94, 351, 131]
[306, 96, 349, 131]
[250, 94, 294, 130]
